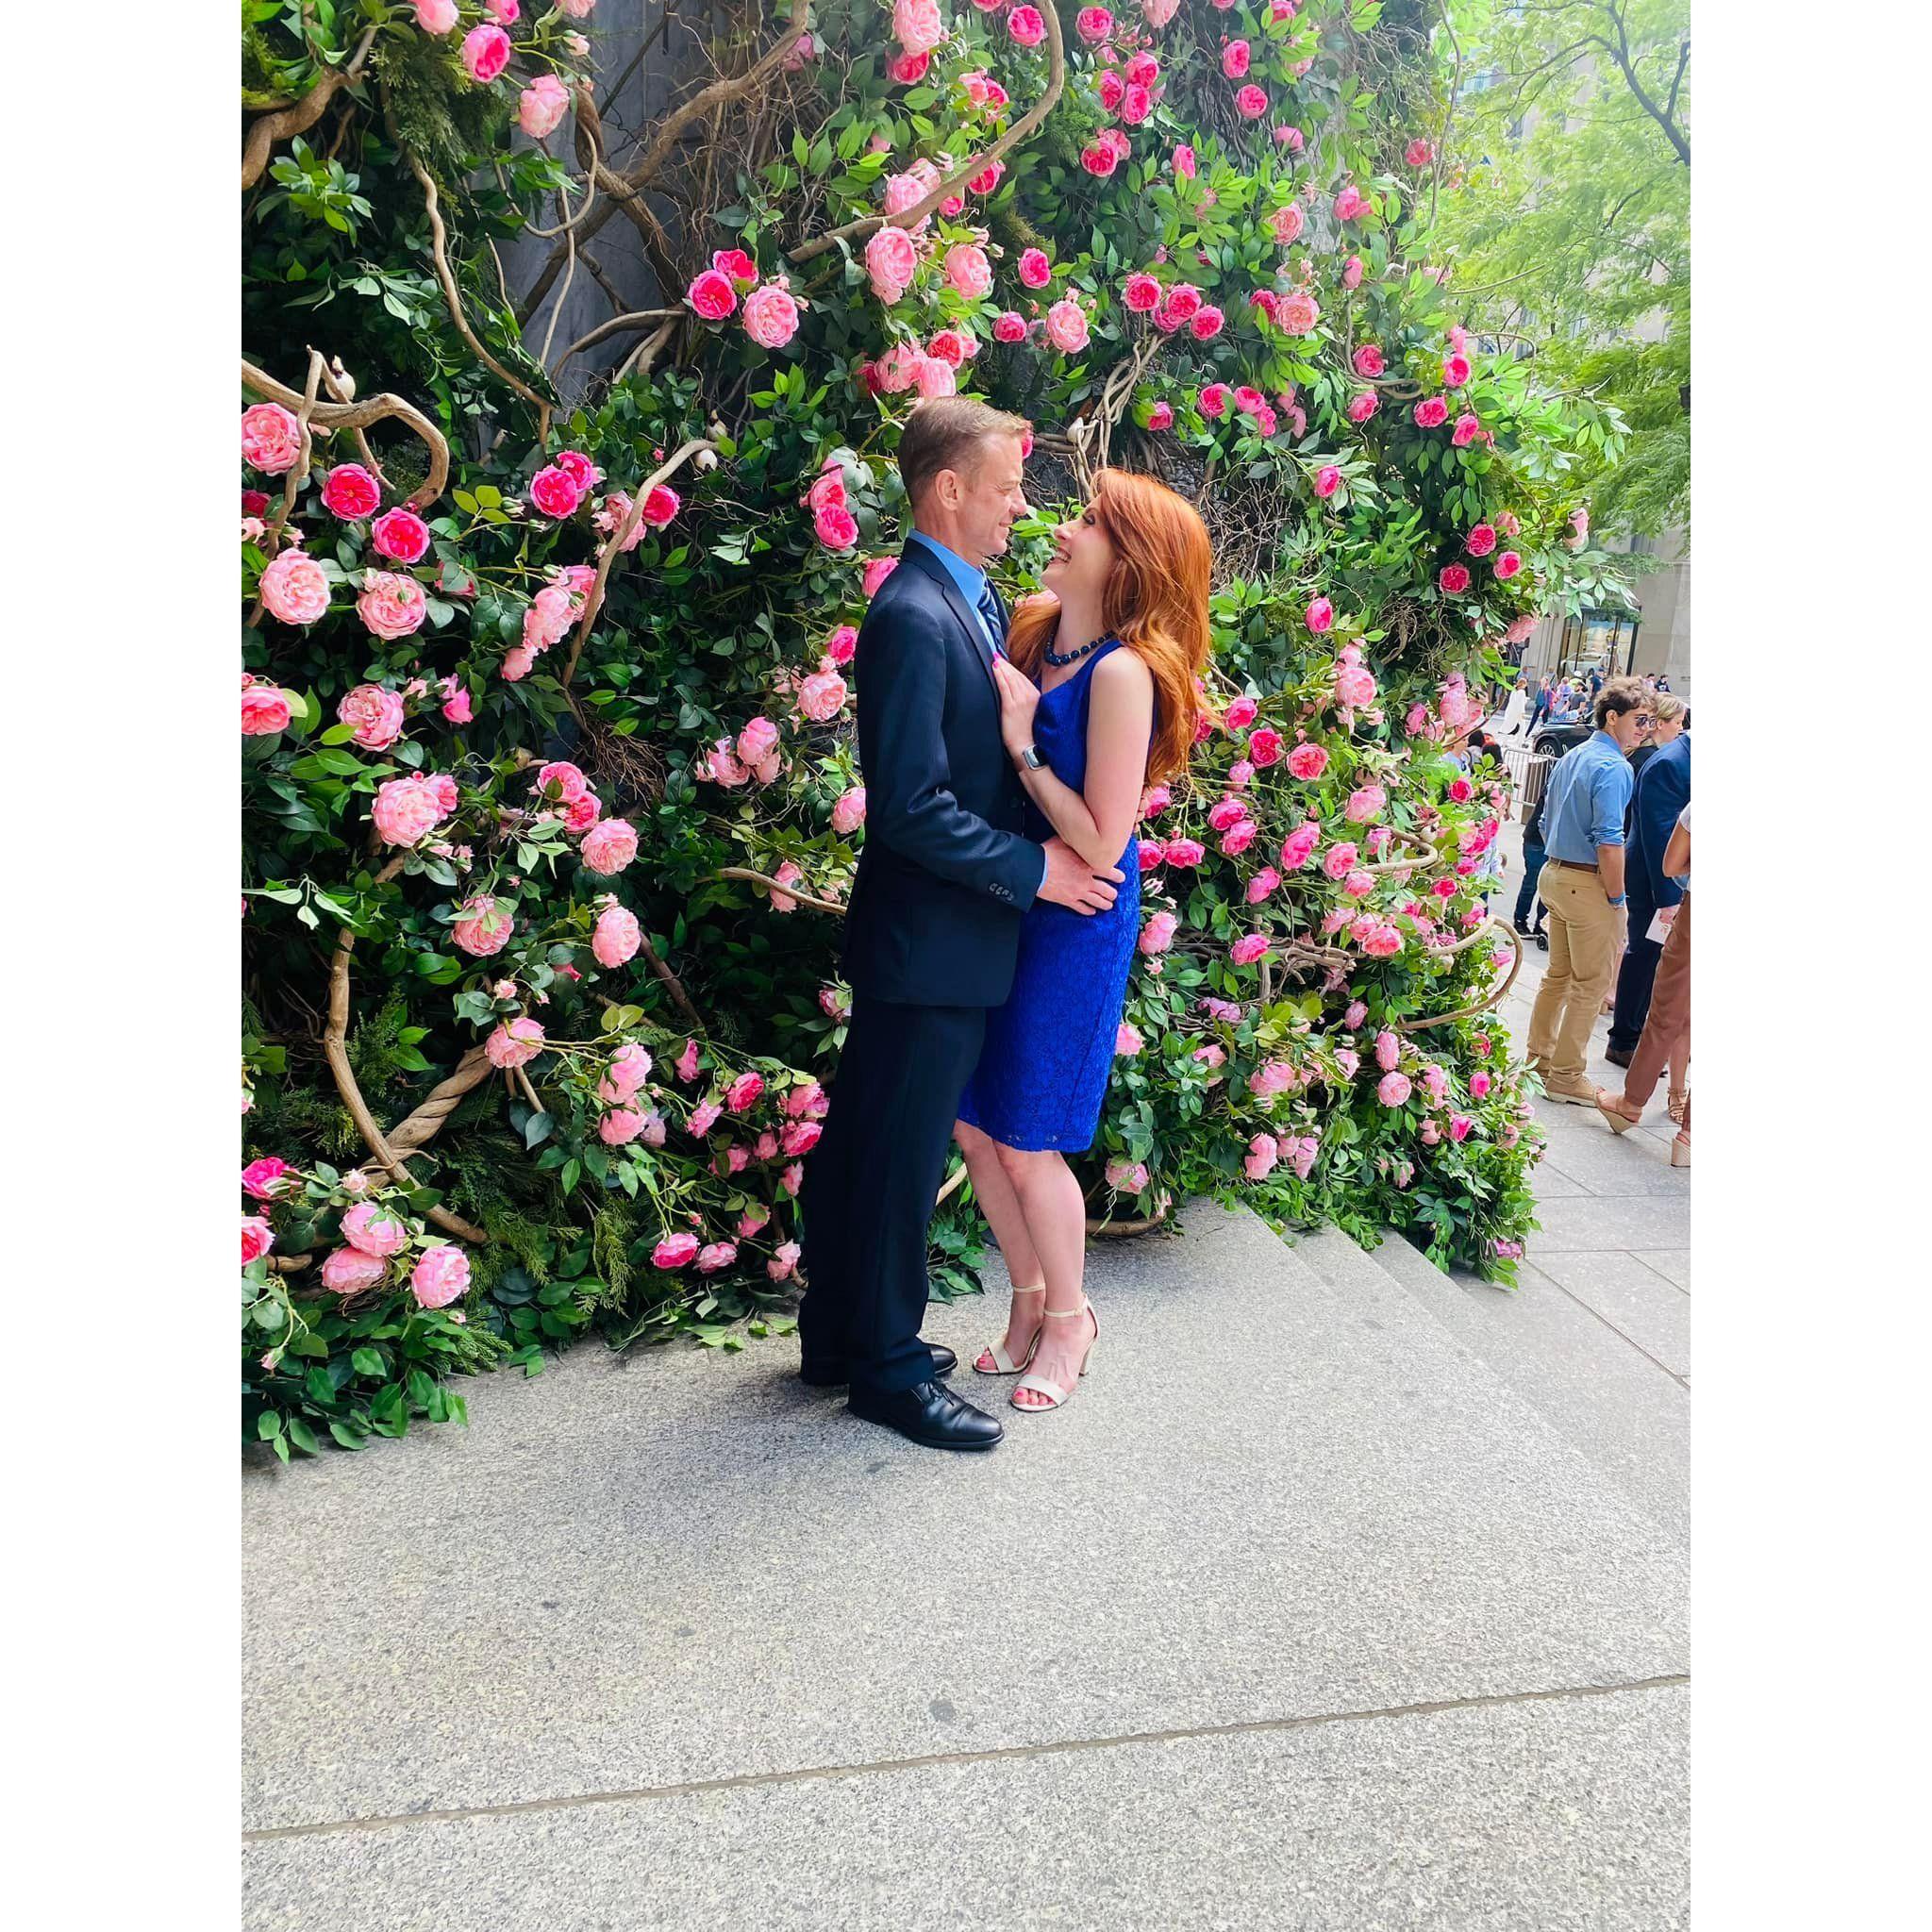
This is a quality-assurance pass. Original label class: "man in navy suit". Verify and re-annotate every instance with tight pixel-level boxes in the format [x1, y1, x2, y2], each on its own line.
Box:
[1607, 725, 1690, 1065]
[798, 397, 1122, 1452]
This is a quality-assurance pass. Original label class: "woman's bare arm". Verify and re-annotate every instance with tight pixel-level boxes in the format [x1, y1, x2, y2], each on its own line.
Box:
[1008, 649, 1155, 873]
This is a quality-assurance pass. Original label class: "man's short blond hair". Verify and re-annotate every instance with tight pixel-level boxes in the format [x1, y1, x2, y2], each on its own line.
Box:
[896, 396, 1030, 510]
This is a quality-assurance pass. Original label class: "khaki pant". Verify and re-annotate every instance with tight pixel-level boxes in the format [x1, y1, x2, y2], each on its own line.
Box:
[1526, 862, 1624, 1089]
[1625, 890, 1690, 1129]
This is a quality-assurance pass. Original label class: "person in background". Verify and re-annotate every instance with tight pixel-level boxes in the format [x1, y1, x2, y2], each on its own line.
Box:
[1627, 691, 1688, 785]
[1596, 801, 1691, 1164]
[1523, 677, 1647, 1105]
[1606, 702, 1690, 1068]
[1514, 779, 1551, 949]
[1500, 676, 1531, 737]
[1528, 675, 1555, 732]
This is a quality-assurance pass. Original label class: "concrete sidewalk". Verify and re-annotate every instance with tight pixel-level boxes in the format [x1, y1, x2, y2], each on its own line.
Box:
[242, 825, 1689, 1932]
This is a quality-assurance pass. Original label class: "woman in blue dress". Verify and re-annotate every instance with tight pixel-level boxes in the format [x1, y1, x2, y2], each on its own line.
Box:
[954, 470, 1212, 1413]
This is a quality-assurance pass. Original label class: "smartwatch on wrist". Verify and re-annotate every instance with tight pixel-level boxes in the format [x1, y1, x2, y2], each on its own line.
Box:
[1019, 744, 1046, 771]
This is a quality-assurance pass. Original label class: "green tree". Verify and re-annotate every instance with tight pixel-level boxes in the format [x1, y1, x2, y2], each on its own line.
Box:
[1435, 0, 1689, 539]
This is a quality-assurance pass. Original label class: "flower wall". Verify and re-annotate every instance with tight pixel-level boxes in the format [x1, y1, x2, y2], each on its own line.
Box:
[241, 0, 1624, 1456]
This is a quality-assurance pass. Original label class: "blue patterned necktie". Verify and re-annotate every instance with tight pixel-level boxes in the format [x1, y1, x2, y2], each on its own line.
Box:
[975, 583, 1006, 658]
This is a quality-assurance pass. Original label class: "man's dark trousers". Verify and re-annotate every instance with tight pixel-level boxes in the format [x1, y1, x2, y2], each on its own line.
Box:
[1607, 882, 1661, 1053]
[1514, 838, 1547, 930]
[797, 995, 984, 1396]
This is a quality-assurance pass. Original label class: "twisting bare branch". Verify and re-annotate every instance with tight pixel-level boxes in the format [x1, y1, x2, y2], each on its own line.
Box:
[241, 25, 377, 191]
[241, 360, 451, 507]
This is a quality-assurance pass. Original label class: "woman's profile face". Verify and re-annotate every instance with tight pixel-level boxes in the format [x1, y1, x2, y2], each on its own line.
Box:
[1653, 712, 1684, 742]
[1041, 495, 1117, 606]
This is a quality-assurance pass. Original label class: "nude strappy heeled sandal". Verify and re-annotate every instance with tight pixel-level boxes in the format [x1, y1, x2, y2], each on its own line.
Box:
[1010, 1300, 1099, 1412]
[973, 1287, 1045, 1375]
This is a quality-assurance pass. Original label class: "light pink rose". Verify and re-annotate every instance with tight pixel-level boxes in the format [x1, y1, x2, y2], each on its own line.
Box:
[242, 1214, 275, 1266]
[337, 683, 405, 749]
[1223, 40, 1251, 78]
[581, 819, 639, 874]
[743, 283, 802, 348]
[690, 1099, 723, 1138]
[592, 902, 641, 968]
[258, 546, 330, 625]
[653, 1231, 700, 1269]
[485, 1016, 545, 1069]
[1377, 1071, 1412, 1106]
[370, 774, 444, 847]
[357, 571, 427, 641]
[1116, 1022, 1143, 1057]
[1044, 298, 1091, 354]
[342, 1201, 411, 1258]
[1244, 1133, 1278, 1180]
[413, 0, 458, 30]
[411, 1245, 471, 1308]
[599, 1107, 646, 1146]
[912, 356, 957, 398]
[519, 74, 572, 139]
[321, 1244, 389, 1294]
[1139, 910, 1178, 956]
[242, 681, 292, 736]
[832, 786, 868, 835]
[863, 556, 899, 599]
[865, 226, 919, 303]
[796, 670, 849, 723]
[893, 0, 945, 53]
[942, 243, 993, 300]
[1347, 391, 1381, 424]
[242, 402, 302, 474]
[1236, 84, 1269, 119]
[1106, 1158, 1149, 1193]
[1269, 202, 1306, 245]
[767, 1241, 803, 1283]
[696, 1241, 738, 1274]
[450, 895, 513, 958]
[1230, 933, 1270, 966]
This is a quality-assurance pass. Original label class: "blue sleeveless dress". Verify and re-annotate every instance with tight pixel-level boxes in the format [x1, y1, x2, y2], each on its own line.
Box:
[957, 639, 1143, 1153]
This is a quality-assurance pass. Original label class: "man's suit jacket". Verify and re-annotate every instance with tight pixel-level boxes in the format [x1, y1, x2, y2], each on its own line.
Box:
[840, 542, 1046, 1008]
[1627, 733, 1690, 910]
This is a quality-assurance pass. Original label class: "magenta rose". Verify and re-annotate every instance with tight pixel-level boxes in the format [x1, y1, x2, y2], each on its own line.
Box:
[1124, 272, 1161, 312]
[1236, 84, 1269, 119]
[322, 464, 381, 520]
[460, 24, 511, 82]
[814, 502, 859, 550]
[1245, 727, 1284, 768]
[1494, 551, 1524, 580]
[1465, 523, 1497, 558]
[1305, 596, 1334, 633]
[1018, 247, 1053, 290]
[1413, 396, 1451, 429]
[528, 465, 581, 519]
[993, 311, 1028, 343]
[687, 269, 738, 320]
[1008, 5, 1046, 44]
[1439, 563, 1472, 594]
[369, 506, 430, 564]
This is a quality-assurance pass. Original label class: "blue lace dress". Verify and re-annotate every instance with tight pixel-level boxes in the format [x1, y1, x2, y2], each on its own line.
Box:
[957, 639, 1143, 1153]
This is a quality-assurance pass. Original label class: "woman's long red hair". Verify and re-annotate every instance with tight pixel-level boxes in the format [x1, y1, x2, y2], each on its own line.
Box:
[1005, 469, 1211, 785]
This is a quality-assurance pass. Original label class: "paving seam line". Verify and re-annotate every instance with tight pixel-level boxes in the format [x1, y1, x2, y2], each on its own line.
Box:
[243, 1673, 1690, 1843]
[1629, 1251, 1693, 1297]
[1534, 1266, 1690, 1389]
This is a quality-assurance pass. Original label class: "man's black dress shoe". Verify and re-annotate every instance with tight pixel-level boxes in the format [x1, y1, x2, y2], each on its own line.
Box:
[1604, 1045, 1634, 1068]
[798, 1343, 957, 1389]
[846, 1378, 1004, 1451]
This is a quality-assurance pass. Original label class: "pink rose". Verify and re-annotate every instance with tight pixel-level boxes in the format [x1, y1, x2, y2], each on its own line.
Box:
[460, 24, 511, 83]
[863, 556, 899, 599]
[321, 1244, 388, 1294]
[888, 49, 931, 84]
[1447, 775, 1474, 804]
[414, 0, 459, 33]
[1494, 551, 1524, 580]
[357, 571, 426, 641]
[1236, 84, 1269, 119]
[592, 902, 641, 968]
[1115, 1022, 1143, 1058]
[1221, 820, 1257, 856]
[942, 242, 993, 300]
[342, 1200, 411, 1258]
[599, 1107, 646, 1147]
[1406, 137, 1435, 166]
[1449, 1115, 1474, 1143]
[724, 1071, 766, 1113]
[688, 269, 738, 320]
[485, 1016, 545, 1070]
[1164, 837, 1206, 867]
[1244, 1133, 1278, 1181]
[1198, 383, 1231, 420]
[518, 73, 572, 139]
[1241, 867, 1278, 905]
[372, 774, 445, 847]
[1439, 563, 1472, 594]
[767, 1241, 803, 1283]
[1342, 255, 1365, 290]
[1305, 597, 1334, 634]
[322, 463, 381, 520]
[1352, 343, 1387, 380]
[241, 402, 302, 475]
[1139, 910, 1178, 956]
[1075, 5, 1115, 42]
[1313, 465, 1343, 501]
[581, 819, 639, 874]
[893, 0, 945, 54]
[242, 1214, 275, 1266]
[696, 1241, 738, 1274]
[1017, 247, 1056, 291]
[1346, 391, 1381, 424]
[1105, 1158, 1150, 1194]
[258, 547, 330, 625]
[1124, 272, 1161, 313]
[796, 670, 849, 723]
[1279, 824, 1320, 871]
[1147, 401, 1174, 431]
[992, 311, 1028, 344]
[529, 465, 583, 519]
[1377, 1071, 1412, 1106]
[338, 683, 407, 749]
[653, 1232, 701, 1270]
[1223, 41, 1251, 79]
[1224, 696, 1258, 732]
[1334, 185, 1369, 222]
[1268, 203, 1306, 247]
[1413, 395, 1451, 429]
[1375, 1029, 1402, 1072]
[780, 1120, 823, 1158]
[1044, 299, 1091, 354]
[1345, 784, 1387, 824]
[1442, 353, 1472, 389]
[1230, 933, 1270, 966]
[690, 1098, 723, 1138]
[912, 356, 958, 399]
[452, 893, 514, 956]
[742, 283, 802, 348]
[1245, 727, 1284, 768]
[813, 501, 859, 550]
[1323, 841, 1360, 881]
[411, 1245, 471, 1309]
[241, 681, 292, 737]
[864, 226, 919, 303]
[828, 786, 869, 836]
[1190, 306, 1225, 341]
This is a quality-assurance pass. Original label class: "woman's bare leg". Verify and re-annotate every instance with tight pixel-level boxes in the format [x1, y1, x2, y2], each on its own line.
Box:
[994, 1145, 1096, 1408]
[953, 1120, 1045, 1369]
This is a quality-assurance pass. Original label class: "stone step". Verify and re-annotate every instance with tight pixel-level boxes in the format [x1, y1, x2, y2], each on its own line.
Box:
[243, 1204, 1689, 1927]
[1291, 1224, 1689, 1544]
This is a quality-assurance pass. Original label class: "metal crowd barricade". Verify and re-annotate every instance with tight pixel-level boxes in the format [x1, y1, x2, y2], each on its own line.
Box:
[1500, 741, 1554, 822]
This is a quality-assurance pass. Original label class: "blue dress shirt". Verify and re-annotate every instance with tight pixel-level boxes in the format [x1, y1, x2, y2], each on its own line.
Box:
[1541, 730, 1634, 863]
[906, 530, 1002, 657]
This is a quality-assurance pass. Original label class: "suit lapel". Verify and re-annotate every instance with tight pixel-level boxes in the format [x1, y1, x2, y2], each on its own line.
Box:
[901, 542, 999, 696]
